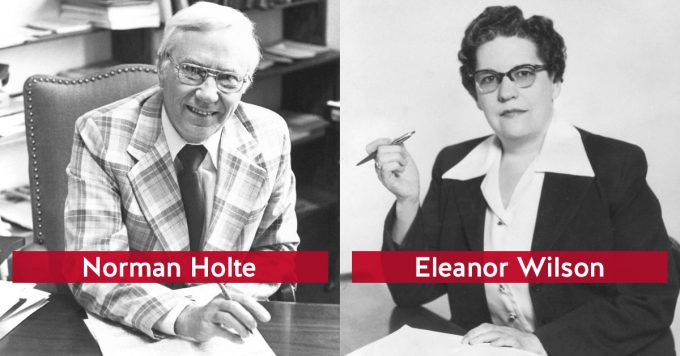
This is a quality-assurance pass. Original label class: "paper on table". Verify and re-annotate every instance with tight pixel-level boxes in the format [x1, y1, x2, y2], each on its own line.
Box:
[83, 284, 275, 356]
[0, 282, 50, 341]
[347, 325, 539, 356]
[0, 282, 37, 318]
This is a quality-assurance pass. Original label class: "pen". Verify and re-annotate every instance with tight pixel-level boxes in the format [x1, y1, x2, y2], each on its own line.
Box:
[216, 283, 254, 335]
[356, 130, 416, 166]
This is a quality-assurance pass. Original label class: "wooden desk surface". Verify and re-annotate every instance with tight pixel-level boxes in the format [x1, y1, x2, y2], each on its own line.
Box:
[0, 293, 339, 356]
[340, 280, 465, 355]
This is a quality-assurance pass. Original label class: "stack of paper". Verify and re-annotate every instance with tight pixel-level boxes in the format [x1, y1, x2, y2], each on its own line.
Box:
[264, 40, 330, 60]
[27, 17, 93, 34]
[348, 325, 539, 356]
[0, 282, 50, 340]
[60, 0, 161, 30]
[83, 284, 275, 356]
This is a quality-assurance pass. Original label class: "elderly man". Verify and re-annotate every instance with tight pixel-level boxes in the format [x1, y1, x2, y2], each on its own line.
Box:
[64, 2, 298, 341]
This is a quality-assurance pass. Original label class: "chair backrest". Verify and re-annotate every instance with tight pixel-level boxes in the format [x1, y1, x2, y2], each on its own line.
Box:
[23, 64, 158, 251]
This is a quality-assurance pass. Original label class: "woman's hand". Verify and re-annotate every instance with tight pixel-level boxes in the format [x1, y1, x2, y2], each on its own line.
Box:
[366, 138, 420, 204]
[462, 323, 547, 355]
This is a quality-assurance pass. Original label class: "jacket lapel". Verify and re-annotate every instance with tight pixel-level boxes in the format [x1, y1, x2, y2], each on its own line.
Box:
[451, 177, 486, 251]
[531, 173, 593, 250]
[127, 92, 188, 251]
[203, 105, 268, 251]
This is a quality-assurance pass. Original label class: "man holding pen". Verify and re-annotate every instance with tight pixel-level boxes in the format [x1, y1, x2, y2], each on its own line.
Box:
[64, 2, 298, 341]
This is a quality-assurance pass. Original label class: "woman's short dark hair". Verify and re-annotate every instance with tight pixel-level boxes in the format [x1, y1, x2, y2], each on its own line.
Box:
[458, 6, 566, 99]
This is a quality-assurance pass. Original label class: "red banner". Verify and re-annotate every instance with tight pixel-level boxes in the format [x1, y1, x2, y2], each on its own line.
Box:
[12, 251, 328, 283]
[352, 251, 668, 283]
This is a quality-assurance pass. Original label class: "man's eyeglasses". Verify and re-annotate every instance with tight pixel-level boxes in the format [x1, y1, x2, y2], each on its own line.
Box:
[166, 55, 250, 94]
[470, 64, 548, 94]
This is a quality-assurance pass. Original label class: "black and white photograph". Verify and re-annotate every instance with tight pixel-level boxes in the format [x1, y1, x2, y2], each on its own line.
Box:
[0, 0, 339, 355]
[341, 0, 680, 355]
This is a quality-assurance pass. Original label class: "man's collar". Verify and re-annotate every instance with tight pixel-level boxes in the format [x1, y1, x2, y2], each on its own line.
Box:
[161, 106, 221, 168]
[442, 119, 594, 180]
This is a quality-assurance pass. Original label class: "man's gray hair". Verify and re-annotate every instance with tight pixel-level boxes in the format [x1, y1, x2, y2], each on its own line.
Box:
[157, 1, 261, 76]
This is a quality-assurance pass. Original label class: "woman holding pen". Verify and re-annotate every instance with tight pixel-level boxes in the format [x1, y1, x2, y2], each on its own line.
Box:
[366, 6, 678, 356]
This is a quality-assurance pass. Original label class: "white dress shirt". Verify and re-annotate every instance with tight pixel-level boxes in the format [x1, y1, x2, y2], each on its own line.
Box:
[156, 107, 274, 335]
[161, 106, 221, 234]
[442, 118, 594, 332]
[155, 107, 221, 335]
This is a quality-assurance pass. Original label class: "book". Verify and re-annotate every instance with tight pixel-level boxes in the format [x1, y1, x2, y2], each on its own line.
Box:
[64, 0, 154, 6]
[27, 17, 93, 34]
[264, 40, 330, 60]
[61, 1, 161, 30]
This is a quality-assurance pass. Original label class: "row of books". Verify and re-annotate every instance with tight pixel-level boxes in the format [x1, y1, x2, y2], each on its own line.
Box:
[187, 0, 301, 11]
[59, 0, 161, 30]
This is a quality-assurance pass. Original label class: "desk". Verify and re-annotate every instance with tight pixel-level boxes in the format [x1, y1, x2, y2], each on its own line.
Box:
[0, 293, 339, 356]
[340, 280, 465, 355]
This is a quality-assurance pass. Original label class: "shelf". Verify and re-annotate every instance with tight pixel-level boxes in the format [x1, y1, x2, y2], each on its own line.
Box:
[243, 0, 320, 12]
[295, 186, 337, 219]
[0, 28, 108, 51]
[256, 50, 339, 79]
[291, 127, 327, 147]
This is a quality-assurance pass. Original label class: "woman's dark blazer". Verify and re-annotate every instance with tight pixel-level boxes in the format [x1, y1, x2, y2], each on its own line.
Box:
[383, 128, 679, 356]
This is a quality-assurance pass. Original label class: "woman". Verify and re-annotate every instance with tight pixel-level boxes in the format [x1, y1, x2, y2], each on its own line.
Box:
[368, 6, 678, 355]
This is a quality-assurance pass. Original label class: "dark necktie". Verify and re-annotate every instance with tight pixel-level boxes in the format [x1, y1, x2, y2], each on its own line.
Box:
[177, 144, 207, 251]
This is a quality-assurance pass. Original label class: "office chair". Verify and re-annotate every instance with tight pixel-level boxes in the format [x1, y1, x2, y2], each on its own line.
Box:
[21, 64, 295, 301]
[23, 64, 159, 253]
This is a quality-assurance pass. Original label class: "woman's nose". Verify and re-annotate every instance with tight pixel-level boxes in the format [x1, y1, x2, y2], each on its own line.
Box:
[497, 75, 519, 102]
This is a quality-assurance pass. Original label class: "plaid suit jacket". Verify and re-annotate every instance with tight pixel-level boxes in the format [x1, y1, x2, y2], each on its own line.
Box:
[64, 86, 299, 338]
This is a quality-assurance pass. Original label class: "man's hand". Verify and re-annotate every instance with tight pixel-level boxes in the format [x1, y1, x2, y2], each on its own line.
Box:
[461, 323, 547, 355]
[175, 292, 271, 342]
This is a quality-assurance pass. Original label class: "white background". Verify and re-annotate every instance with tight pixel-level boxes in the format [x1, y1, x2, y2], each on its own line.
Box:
[341, 0, 680, 272]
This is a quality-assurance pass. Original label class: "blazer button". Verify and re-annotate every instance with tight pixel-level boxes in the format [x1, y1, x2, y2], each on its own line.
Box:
[508, 313, 518, 322]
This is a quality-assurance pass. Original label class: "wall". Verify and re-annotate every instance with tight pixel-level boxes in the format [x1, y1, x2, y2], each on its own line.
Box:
[0, 1, 113, 189]
[326, 0, 339, 49]
[340, 0, 680, 272]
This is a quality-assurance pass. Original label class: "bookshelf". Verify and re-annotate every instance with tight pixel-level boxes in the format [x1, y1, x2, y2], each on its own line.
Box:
[0, 28, 106, 51]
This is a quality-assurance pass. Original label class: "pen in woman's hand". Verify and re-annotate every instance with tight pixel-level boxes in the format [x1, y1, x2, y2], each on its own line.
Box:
[216, 283, 254, 335]
[357, 130, 416, 166]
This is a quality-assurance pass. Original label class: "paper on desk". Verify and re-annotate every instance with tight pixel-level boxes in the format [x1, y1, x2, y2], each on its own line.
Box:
[347, 325, 538, 356]
[83, 284, 275, 356]
[0, 282, 50, 341]
[0, 197, 32, 230]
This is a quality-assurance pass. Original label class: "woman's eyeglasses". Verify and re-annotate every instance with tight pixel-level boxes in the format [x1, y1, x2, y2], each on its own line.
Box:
[471, 64, 547, 94]
[166, 55, 250, 94]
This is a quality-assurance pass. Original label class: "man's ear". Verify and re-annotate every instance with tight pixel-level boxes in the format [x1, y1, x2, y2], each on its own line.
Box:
[157, 66, 166, 89]
[156, 56, 166, 88]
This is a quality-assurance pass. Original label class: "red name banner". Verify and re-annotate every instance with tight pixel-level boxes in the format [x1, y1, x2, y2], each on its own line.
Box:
[352, 251, 668, 283]
[12, 251, 328, 283]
